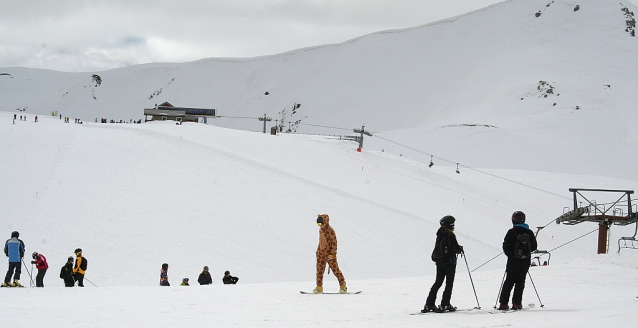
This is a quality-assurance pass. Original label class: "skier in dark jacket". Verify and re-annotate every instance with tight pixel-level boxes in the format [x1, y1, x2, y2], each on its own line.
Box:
[422, 216, 464, 313]
[198, 266, 212, 285]
[3, 231, 25, 287]
[222, 270, 239, 284]
[60, 256, 75, 287]
[31, 252, 49, 287]
[498, 211, 538, 310]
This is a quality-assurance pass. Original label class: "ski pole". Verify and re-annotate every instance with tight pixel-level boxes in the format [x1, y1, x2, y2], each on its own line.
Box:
[462, 252, 481, 309]
[527, 271, 544, 307]
[84, 277, 98, 287]
[494, 269, 506, 309]
[21, 259, 35, 287]
[31, 262, 35, 287]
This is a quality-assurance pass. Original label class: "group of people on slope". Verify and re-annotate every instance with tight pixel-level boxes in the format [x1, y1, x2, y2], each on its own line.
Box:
[3, 231, 87, 288]
[160, 263, 239, 286]
[421, 211, 538, 313]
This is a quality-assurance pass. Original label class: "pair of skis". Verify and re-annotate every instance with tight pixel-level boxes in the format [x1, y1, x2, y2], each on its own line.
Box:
[412, 304, 536, 315]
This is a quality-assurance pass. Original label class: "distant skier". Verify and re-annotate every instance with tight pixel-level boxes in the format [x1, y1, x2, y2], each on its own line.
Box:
[198, 266, 212, 285]
[422, 216, 464, 313]
[160, 263, 170, 286]
[498, 211, 538, 310]
[60, 256, 75, 287]
[222, 270, 239, 284]
[3, 231, 25, 287]
[313, 214, 347, 294]
[180, 278, 190, 286]
[31, 252, 49, 287]
[72, 248, 87, 287]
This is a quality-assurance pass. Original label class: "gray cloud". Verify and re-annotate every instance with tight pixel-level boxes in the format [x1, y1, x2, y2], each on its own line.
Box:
[3, 0, 633, 72]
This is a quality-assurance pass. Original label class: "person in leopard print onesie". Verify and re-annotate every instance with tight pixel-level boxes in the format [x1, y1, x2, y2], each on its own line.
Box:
[313, 214, 347, 294]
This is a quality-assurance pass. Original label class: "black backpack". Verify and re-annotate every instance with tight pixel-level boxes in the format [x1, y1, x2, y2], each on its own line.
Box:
[514, 233, 532, 259]
[431, 234, 452, 262]
[80, 257, 88, 271]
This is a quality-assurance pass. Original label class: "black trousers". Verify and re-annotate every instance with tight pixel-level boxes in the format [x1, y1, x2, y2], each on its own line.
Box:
[4, 262, 21, 282]
[425, 263, 456, 306]
[74, 273, 84, 287]
[64, 277, 75, 287]
[499, 257, 531, 305]
[36, 268, 47, 287]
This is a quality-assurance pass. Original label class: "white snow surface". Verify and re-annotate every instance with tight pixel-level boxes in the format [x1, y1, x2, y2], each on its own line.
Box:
[1, 0, 638, 326]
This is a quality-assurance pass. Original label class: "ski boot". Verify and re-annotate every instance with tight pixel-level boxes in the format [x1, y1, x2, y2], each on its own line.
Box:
[511, 303, 523, 310]
[12, 279, 22, 287]
[1, 281, 10, 287]
[439, 304, 457, 312]
[339, 285, 348, 294]
[497, 303, 509, 310]
[312, 286, 323, 294]
[421, 304, 441, 313]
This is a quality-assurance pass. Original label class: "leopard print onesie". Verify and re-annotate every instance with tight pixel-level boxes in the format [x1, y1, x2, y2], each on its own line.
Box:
[316, 214, 346, 287]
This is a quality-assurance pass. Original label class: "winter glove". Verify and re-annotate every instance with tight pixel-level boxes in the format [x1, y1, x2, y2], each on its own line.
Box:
[31, 261, 36, 264]
[327, 254, 335, 261]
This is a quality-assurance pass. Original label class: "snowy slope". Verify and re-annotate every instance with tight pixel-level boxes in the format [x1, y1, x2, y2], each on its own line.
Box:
[1, 0, 637, 180]
[1, 112, 636, 288]
[1, 1, 638, 325]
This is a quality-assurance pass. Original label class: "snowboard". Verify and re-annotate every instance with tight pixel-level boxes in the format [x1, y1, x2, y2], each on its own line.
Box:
[300, 290, 361, 294]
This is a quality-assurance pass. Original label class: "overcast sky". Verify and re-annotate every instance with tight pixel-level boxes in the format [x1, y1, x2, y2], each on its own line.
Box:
[2, 0, 636, 73]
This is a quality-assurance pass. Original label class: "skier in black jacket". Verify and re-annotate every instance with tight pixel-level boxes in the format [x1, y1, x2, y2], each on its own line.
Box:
[60, 256, 75, 287]
[198, 266, 212, 285]
[498, 211, 538, 310]
[422, 215, 464, 313]
[222, 270, 238, 284]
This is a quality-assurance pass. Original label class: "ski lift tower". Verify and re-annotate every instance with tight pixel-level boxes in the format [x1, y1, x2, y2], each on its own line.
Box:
[555, 188, 637, 254]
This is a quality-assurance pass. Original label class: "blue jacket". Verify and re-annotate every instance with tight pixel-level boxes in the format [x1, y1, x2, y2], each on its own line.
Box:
[4, 237, 25, 262]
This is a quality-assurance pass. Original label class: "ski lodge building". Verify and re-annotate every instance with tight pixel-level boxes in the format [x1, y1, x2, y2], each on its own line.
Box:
[144, 102, 216, 123]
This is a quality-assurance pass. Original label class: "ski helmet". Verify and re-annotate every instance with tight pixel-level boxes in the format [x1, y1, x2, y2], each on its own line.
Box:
[316, 216, 324, 226]
[32, 252, 39, 259]
[225, 270, 230, 276]
[440, 215, 456, 229]
[203, 266, 209, 271]
[162, 263, 169, 269]
[74, 248, 82, 254]
[512, 211, 526, 224]
[11, 231, 19, 238]
[68, 256, 74, 262]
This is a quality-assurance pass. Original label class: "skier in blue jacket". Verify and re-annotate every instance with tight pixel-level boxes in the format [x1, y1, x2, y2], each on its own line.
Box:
[3, 231, 25, 287]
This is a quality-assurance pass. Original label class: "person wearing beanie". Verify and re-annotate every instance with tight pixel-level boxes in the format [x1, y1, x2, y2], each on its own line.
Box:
[180, 277, 190, 286]
[72, 248, 87, 287]
[498, 211, 538, 310]
[60, 256, 75, 287]
[222, 270, 239, 284]
[422, 216, 464, 313]
[198, 266, 212, 285]
[3, 231, 25, 287]
[313, 214, 347, 294]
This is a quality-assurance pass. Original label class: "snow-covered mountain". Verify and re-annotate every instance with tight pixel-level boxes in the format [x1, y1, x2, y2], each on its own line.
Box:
[1, 0, 637, 289]
[2, 0, 638, 180]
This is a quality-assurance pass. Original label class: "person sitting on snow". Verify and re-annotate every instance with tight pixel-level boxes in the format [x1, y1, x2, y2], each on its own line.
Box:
[222, 270, 239, 284]
[198, 266, 212, 285]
